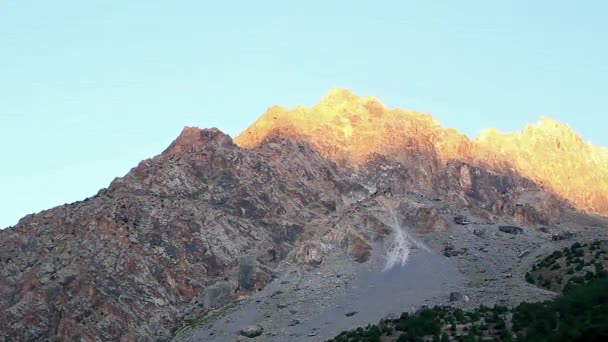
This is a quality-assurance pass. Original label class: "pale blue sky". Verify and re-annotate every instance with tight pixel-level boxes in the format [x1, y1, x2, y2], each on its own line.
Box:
[1, 1, 607, 228]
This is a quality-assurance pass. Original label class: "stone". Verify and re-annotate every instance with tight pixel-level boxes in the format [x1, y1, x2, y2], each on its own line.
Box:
[238, 256, 258, 291]
[449, 292, 464, 302]
[518, 250, 530, 258]
[295, 242, 325, 266]
[552, 232, 575, 241]
[454, 215, 470, 225]
[349, 237, 372, 263]
[240, 325, 263, 338]
[498, 225, 523, 235]
[473, 228, 485, 237]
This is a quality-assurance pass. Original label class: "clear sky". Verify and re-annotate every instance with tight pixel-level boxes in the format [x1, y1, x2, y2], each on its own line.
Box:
[1, 1, 607, 229]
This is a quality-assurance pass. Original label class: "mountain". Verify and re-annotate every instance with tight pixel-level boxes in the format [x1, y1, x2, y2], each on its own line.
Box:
[236, 89, 608, 215]
[0, 89, 606, 341]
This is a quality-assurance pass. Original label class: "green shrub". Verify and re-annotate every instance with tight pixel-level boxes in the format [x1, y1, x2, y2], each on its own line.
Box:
[454, 309, 466, 323]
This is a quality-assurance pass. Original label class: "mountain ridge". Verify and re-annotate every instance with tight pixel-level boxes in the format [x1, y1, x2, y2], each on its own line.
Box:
[235, 89, 608, 214]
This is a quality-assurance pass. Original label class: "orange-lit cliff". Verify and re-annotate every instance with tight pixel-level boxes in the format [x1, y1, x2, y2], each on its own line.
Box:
[235, 89, 608, 215]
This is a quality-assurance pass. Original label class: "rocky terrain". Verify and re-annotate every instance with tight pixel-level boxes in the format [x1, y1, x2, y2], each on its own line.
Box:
[1, 89, 607, 341]
[236, 89, 608, 215]
[173, 207, 608, 341]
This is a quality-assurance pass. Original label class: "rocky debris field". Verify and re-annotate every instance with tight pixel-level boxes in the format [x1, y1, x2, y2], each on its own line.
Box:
[174, 209, 608, 341]
[174, 245, 463, 342]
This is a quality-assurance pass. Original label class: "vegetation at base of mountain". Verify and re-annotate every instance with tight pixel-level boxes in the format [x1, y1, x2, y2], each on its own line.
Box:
[328, 304, 513, 342]
[525, 240, 608, 293]
[328, 246, 608, 342]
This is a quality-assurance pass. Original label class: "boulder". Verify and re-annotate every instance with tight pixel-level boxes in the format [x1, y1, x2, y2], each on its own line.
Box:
[295, 241, 325, 266]
[413, 207, 450, 233]
[240, 325, 263, 338]
[454, 215, 471, 225]
[449, 292, 464, 302]
[498, 225, 523, 235]
[349, 237, 371, 263]
[552, 232, 575, 241]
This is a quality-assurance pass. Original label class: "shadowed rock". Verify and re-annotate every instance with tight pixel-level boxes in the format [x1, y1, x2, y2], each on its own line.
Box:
[499, 225, 524, 235]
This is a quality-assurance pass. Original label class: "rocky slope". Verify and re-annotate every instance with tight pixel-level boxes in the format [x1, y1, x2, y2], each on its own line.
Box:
[0, 90, 602, 341]
[0, 128, 356, 341]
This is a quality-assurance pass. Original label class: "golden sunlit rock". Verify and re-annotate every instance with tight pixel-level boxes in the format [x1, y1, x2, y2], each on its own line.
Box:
[235, 89, 608, 215]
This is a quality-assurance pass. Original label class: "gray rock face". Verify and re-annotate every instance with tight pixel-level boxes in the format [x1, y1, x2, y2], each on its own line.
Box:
[473, 228, 486, 237]
[552, 232, 575, 241]
[238, 256, 258, 291]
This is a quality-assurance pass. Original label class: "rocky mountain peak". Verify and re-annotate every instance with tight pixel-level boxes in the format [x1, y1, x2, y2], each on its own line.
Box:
[164, 127, 234, 156]
[235, 89, 608, 215]
[235, 88, 444, 165]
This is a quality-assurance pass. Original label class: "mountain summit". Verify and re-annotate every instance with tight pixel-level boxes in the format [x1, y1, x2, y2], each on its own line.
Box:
[236, 89, 608, 214]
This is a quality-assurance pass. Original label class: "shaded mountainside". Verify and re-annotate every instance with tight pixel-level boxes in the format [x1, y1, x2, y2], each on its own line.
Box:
[236, 89, 608, 214]
[0, 90, 599, 341]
